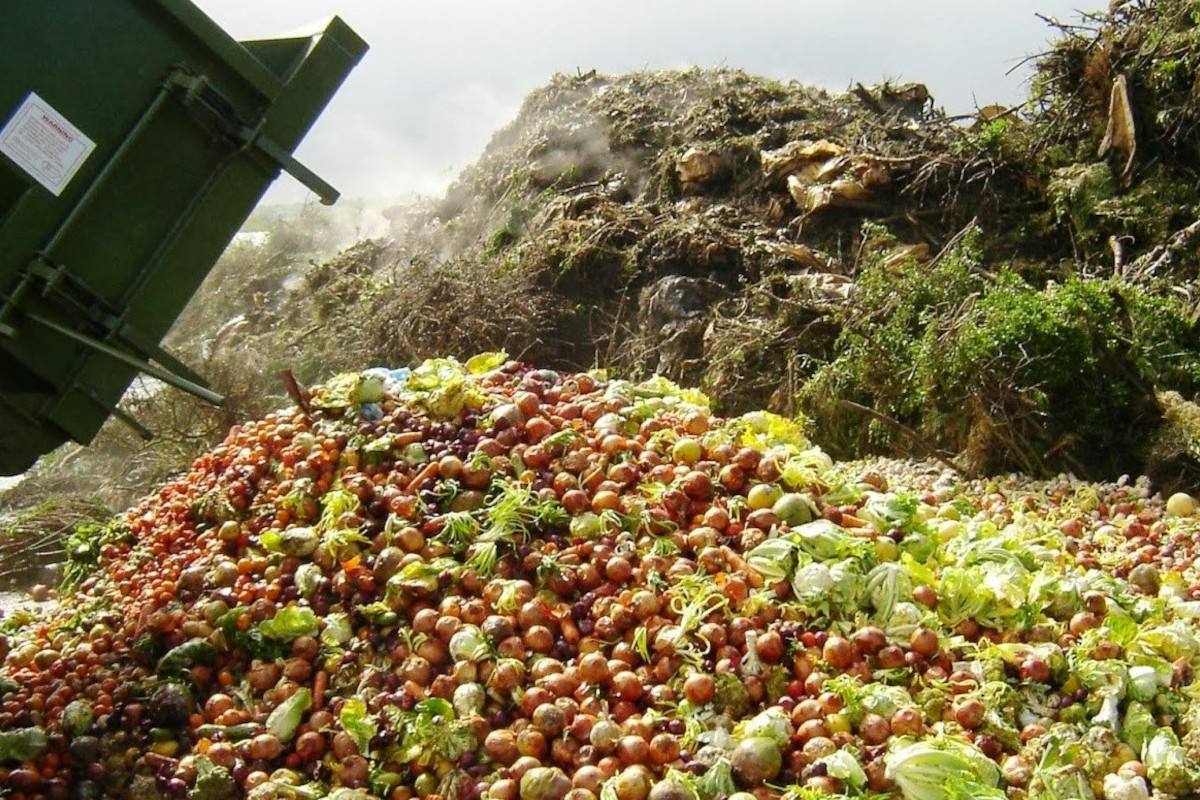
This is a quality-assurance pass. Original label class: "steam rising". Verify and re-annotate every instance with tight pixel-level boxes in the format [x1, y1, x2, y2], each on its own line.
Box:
[193, 0, 1085, 206]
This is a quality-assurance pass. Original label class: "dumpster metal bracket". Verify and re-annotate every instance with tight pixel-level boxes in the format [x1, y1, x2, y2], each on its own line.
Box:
[170, 71, 340, 204]
[79, 386, 154, 441]
[24, 311, 223, 406]
[1, 254, 223, 405]
[248, 133, 339, 205]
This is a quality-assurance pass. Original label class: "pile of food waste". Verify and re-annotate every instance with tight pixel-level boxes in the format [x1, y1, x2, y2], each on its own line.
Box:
[4, 355, 1200, 800]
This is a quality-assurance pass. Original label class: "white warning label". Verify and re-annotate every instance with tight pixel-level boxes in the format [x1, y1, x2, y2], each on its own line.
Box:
[0, 92, 96, 196]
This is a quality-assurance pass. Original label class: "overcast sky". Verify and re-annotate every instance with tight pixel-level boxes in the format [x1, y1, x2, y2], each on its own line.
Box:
[193, 0, 1091, 204]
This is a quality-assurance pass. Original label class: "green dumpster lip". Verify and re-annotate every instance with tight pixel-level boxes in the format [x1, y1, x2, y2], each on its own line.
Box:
[0, 2, 366, 475]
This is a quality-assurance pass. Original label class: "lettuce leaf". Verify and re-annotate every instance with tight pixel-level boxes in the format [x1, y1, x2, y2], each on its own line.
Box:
[259, 607, 319, 642]
[311, 372, 385, 410]
[267, 688, 312, 743]
[745, 538, 798, 584]
[732, 707, 792, 747]
[816, 750, 867, 791]
[340, 698, 377, 755]
[866, 561, 912, 620]
[1122, 701, 1157, 754]
[465, 352, 509, 374]
[885, 737, 1004, 800]
[861, 492, 924, 534]
[0, 728, 48, 763]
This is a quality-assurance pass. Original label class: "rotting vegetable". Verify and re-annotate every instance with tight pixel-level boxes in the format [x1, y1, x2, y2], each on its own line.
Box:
[4, 356, 1200, 800]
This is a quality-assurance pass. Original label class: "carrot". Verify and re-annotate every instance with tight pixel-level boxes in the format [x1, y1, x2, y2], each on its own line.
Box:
[406, 461, 440, 494]
[560, 618, 581, 646]
[392, 431, 425, 448]
[722, 546, 755, 580]
[312, 670, 329, 710]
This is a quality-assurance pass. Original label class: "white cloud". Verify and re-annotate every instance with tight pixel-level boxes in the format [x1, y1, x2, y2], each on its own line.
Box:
[193, 0, 1087, 203]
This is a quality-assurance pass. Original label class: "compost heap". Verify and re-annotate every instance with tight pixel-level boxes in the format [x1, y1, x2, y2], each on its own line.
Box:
[6, 356, 1200, 800]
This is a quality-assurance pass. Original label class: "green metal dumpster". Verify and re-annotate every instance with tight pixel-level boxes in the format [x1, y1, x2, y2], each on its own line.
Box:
[0, 1, 368, 475]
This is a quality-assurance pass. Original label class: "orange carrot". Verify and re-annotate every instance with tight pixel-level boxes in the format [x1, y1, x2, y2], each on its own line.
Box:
[392, 431, 424, 448]
[406, 461, 440, 494]
[312, 670, 329, 710]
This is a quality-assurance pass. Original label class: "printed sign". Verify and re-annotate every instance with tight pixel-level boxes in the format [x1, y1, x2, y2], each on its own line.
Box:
[0, 92, 96, 196]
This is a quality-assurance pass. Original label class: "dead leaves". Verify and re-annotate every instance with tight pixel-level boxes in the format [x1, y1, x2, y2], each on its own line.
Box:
[1099, 73, 1137, 183]
[761, 139, 893, 214]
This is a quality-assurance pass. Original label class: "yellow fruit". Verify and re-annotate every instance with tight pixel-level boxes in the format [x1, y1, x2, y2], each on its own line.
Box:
[1166, 492, 1197, 517]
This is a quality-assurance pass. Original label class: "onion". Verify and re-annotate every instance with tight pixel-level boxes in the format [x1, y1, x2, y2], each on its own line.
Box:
[1001, 755, 1033, 786]
[822, 636, 855, 670]
[908, 627, 939, 657]
[590, 719, 621, 752]
[612, 767, 651, 800]
[521, 767, 572, 800]
[851, 626, 887, 656]
[890, 707, 923, 738]
[647, 780, 692, 800]
[534, 703, 568, 737]
[730, 737, 783, 786]
[858, 713, 890, 745]
[683, 674, 716, 705]
[954, 698, 984, 729]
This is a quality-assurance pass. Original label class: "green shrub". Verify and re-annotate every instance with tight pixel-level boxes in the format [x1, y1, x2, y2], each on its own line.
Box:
[801, 227, 1200, 476]
[800, 227, 986, 449]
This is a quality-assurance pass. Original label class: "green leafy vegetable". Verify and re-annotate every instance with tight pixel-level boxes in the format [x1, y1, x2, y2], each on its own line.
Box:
[694, 758, 736, 800]
[294, 563, 323, 599]
[861, 492, 924, 535]
[1143, 727, 1200, 797]
[745, 538, 797, 583]
[816, 749, 867, 791]
[399, 356, 502, 419]
[157, 639, 217, 676]
[728, 410, 812, 453]
[340, 698, 378, 755]
[866, 561, 912, 620]
[259, 607, 319, 642]
[791, 520, 862, 561]
[861, 683, 916, 721]
[189, 756, 237, 800]
[1028, 726, 1099, 800]
[260, 527, 319, 557]
[312, 372, 387, 410]
[1128, 664, 1163, 703]
[434, 511, 481, 553]
[465, 352, 508, 374]
[60, 521, 133, 592]
[713, 672, 751, 718]
[322, 612, 353, 647]
[388, 698, 476, 767]
[885, 737, 1004, 800]
[0, 728, 48, 763]
[356, 601, 398, 627]
[267, 688, 312, 743]
[1123, 701, 1157, 754]
[732, 707, 793, 747]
